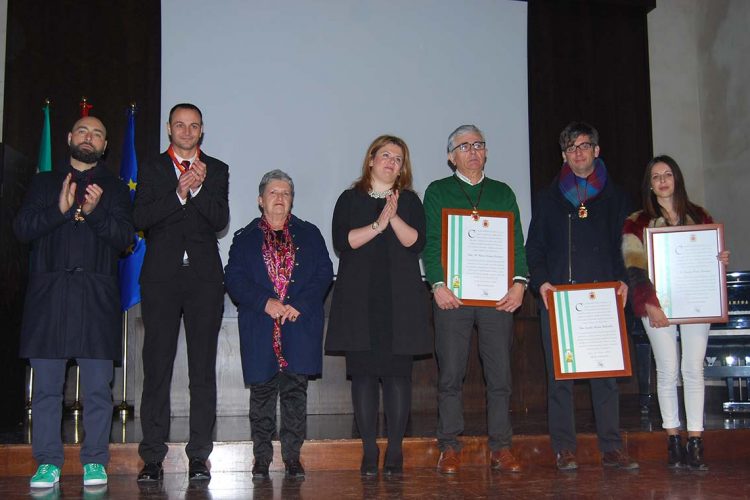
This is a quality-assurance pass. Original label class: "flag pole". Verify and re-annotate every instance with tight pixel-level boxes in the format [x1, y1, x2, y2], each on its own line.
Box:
[115, 309, 134, 419]
[25, 366, 33, 416]
[115, 102, 139, 419]
[28, 98, 54, 417]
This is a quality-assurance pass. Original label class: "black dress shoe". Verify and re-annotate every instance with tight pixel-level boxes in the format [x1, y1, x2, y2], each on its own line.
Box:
[284, 459, 305, 478]
[137, 462, 163, 482]
[252, 459, 271, 478]
[383, 449, 403, 476]
[383, 463, 403, 476]
[188, 457, 211, 481]
[360, 454, 379, 477]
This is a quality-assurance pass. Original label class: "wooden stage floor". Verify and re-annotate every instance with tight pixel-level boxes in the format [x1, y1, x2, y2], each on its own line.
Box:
[2, 398, 750, 498]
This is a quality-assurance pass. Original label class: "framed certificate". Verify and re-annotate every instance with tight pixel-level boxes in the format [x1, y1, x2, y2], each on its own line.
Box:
[547, 282, 632, 380]
[441, 208, 514, 307]
[645, 224, 728, 324]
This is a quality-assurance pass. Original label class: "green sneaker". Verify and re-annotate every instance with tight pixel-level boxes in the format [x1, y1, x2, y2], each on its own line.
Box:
[30, 464, 60, 488]
[83, 463, 108, 486]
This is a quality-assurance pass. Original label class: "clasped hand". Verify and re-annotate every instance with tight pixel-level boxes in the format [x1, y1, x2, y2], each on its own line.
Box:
[265, 298, 301, 324]
[374, 190, 399, 231]
[177, 158, 207, 199]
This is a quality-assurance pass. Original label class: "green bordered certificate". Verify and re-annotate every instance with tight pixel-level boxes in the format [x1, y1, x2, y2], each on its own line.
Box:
[547, 282, 631, 380]
[441, 208, 514, 307]
[645, 224, 728, 324]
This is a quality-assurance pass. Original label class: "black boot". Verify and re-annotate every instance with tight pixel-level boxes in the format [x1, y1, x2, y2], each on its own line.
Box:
[667, 434, 685, 468]
[686, 437, 708, 471]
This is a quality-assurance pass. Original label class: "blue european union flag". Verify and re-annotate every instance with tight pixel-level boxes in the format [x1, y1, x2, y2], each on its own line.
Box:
[118, 106, 145, 311]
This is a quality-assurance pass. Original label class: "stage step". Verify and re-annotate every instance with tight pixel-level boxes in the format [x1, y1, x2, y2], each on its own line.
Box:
[2, 429, 750, 476]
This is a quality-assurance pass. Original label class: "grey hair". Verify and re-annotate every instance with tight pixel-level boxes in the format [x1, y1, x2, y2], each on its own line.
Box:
[447, 124, 485, 153]
[258, 169, 295, 198]
[559, 121, 599, 151]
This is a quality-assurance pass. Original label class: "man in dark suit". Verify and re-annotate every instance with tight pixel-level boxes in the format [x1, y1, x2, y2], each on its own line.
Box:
[134, 103, 229, 482]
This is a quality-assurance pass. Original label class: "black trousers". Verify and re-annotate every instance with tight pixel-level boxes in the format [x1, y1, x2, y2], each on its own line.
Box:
[540, 310, 623, 453]
[250, 371, 309, 462]
[138, 265, 224, 463]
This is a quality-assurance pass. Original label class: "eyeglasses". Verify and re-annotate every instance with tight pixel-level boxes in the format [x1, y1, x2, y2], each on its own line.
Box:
[451, 141, 486, 153]
[563, 142, 596, 154]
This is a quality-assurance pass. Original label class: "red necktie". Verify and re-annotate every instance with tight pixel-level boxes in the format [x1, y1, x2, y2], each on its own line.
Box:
[181, 161, 192, 200]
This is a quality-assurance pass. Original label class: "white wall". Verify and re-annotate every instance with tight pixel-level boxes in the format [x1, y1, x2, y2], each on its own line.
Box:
[649, 0, 750, 269]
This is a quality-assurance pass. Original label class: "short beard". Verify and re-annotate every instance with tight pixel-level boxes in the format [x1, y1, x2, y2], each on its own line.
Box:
[70, 143, 104, 164]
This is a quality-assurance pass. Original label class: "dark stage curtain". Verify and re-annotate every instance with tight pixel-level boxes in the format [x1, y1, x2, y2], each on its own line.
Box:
[0, 0, 161, 425]
[528, 0, 655, 202]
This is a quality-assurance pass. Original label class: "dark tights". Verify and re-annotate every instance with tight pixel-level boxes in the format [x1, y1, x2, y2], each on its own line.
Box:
[351, 375, 411, 466]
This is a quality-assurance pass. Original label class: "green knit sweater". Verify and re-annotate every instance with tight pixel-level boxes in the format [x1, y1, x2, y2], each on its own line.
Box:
[423, 174, 528, 286]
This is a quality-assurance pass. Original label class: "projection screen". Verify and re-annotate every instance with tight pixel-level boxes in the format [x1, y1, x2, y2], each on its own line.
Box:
[161, 0, 530, 272]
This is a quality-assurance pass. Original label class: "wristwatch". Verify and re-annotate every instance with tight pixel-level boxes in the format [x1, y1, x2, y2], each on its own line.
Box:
[371, 221, 380, 232]
[513, 278, 528, 290]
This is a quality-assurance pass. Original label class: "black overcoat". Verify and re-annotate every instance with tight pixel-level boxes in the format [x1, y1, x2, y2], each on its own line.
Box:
[326, 188, 432, 355]
[14, 164, 134, 360]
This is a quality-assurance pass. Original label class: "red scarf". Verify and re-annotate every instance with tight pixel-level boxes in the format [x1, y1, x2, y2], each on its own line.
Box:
[260, 215, 296, 370]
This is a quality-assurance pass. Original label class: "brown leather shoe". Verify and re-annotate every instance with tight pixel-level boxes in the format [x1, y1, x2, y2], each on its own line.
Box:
[601, 449, 639, 470]
[490, 448, 522, 472]
[437, 448, 460, 474]
[555, 450, 578, 471]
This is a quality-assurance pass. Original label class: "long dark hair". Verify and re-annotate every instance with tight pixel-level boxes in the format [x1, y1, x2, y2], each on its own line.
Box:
[641, 155, 702, 224]
[352, 135, 414, 194]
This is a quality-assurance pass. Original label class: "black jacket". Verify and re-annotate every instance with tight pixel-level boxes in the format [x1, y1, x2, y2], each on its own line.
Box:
[133, 151, 229, 283]
[14, 164, 134, 359]
[525, 175, 632, 295]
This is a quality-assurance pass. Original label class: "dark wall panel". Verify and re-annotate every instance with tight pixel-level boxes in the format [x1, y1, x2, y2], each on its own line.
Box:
[528, 0, 654, 202]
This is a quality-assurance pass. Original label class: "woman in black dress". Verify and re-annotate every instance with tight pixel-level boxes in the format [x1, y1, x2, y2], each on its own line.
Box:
[326, 135, 431, 475]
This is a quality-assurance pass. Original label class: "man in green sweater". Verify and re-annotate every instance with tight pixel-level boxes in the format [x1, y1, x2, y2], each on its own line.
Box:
[424, 124, 529, 474]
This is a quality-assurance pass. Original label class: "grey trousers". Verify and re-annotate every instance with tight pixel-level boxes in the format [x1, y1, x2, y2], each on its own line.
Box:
[434, 304, 514, 452]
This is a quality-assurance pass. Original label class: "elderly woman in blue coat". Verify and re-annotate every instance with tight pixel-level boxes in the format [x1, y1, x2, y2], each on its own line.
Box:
[224, 169, 333, 479]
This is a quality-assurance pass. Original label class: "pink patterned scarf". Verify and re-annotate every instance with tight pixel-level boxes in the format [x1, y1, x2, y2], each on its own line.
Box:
[260, 215, 296, 370]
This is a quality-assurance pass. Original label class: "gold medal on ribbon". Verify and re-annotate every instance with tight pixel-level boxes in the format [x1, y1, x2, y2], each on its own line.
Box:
[74, 207, 85, 222]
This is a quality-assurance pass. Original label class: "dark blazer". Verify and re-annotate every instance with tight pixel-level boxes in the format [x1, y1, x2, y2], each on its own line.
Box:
[14, 164, 134, 360]
[133, 151, 229, 283]
[326, 188, 432, 356]
[224, 215, 333, 384]
[526, 175, 632, 295]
